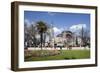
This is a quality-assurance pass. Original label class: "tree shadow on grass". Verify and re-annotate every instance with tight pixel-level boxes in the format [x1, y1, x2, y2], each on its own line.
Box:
[64, 57, 76, 60]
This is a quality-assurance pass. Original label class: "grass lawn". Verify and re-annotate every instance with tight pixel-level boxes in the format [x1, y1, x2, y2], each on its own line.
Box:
[24, 49, 90, 61]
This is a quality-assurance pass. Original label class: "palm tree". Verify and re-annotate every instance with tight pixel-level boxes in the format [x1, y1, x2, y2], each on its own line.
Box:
[36, 21, 47, 50]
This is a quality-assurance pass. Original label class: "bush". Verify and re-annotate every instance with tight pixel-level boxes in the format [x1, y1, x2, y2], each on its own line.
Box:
[24, 50, 60, 58]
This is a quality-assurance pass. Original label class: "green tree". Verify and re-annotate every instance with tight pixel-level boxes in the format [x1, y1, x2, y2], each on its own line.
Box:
[36, 21, 48, 50]
[28, 24, 37, 47]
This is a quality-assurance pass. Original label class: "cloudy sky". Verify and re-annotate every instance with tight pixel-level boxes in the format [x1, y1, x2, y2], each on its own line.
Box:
[24, 11, 90, 36]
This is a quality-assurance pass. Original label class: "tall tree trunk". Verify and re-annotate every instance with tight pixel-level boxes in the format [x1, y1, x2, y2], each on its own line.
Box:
[44, 33, 46, 47]
[40, 33, 43, 50]
[34, 37, 36, 47]
[76, 36, 78, 46]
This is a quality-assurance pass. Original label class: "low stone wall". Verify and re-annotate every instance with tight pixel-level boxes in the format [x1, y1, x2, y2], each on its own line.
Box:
[28, 47, 90, 50]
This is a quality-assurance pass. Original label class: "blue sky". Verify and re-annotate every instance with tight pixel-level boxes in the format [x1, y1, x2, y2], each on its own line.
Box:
[24, 11, 90, 36]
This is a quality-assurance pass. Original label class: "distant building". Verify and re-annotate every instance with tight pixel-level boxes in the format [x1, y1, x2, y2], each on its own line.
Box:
[51, 30, 83, 47]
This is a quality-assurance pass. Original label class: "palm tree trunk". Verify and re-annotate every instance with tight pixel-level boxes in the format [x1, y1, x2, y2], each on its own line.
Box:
[44, 33, 46, 47]
[40, 33, 43, 50]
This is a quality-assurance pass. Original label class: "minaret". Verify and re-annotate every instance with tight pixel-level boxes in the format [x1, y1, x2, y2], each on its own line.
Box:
[51, 22, 54, 40]
[51, 22, 54, 47]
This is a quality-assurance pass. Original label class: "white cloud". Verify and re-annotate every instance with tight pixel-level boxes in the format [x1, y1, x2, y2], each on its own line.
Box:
[24, 19, 31, 25]
[48, 12, 56, 16]
[69, 24, 87, 32]
[53, 27, 61, 33]
[31, 21, 35, 25]
[24, 19, 36, 27]
[53, 27, 64, 36]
